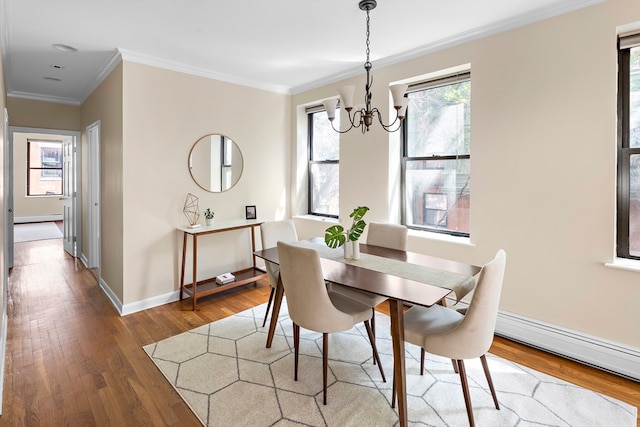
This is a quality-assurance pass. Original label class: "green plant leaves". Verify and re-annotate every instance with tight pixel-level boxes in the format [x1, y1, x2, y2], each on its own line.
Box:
[324, 225, 347, 248]
[324, 206, 370, 247]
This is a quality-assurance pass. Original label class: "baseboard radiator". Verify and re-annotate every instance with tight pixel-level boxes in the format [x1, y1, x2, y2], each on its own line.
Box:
[451, 298, 640, 381]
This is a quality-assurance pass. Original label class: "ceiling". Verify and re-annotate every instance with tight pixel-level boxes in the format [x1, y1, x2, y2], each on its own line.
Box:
[0, 0, 600, 106]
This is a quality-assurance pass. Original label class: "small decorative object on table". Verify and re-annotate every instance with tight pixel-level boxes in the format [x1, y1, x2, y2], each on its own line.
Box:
[245, 205, 257, 220]
[204, 208, 215, 226]
[324, 206, 369, 259]
[183, 193, 201, 228]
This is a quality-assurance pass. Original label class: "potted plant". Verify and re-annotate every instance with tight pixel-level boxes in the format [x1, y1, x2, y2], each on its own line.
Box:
[324, 206, 369, 259]
[204, 208, 215, 226]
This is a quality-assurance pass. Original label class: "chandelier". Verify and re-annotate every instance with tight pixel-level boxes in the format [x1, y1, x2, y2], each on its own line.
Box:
[322, 0, 408, 134]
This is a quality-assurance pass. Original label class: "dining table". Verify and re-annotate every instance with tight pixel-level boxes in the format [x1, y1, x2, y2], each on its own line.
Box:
[253, 238, 481, 427]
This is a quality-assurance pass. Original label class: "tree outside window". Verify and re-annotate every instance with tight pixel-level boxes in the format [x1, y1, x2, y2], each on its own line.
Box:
[308, 107, 340, 217]
[402, 73, 471, 236]
[27, 140, 62, 196]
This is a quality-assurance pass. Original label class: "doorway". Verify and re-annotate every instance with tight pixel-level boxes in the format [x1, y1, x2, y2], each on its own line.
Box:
[7, 127, 81, 267]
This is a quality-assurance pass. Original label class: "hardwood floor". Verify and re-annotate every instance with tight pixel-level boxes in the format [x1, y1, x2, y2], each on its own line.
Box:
[2, 238, 638, 426]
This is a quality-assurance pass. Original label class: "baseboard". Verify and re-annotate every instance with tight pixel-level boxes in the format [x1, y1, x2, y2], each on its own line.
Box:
[98, 277, 124, 315]
[121, 290, 181, 316]
[14, 214, 63, 224]
[449, 297, 640, 381]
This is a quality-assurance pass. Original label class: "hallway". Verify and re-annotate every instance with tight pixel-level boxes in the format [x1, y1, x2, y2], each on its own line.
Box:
[3, 237, 270, 425]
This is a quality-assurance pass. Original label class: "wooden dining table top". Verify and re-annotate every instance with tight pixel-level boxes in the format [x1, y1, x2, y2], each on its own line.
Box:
[254, 238, 481, 308]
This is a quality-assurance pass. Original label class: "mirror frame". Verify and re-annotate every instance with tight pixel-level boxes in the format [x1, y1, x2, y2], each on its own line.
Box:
[188, 133, 244, 193]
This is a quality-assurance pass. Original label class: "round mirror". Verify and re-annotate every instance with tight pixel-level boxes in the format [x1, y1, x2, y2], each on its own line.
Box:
[188, 134, 244, 192]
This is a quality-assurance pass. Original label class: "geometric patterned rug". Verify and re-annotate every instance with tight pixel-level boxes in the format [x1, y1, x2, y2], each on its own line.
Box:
[143, 302, 637, 427]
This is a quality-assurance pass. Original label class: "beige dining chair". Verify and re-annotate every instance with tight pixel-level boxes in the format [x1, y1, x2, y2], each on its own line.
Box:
[260, 220, 299, 327]
[331, 222, 408, 349]
[277, 241, 386, 405]
[392, 249, 506, 427]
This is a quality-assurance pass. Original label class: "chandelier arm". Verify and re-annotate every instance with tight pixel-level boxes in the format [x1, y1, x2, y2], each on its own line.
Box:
[373, 108, 403, 132]
[329, 109, 366, 134]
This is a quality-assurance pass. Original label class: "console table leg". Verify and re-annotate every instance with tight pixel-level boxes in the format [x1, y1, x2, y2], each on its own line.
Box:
[180, 232, 187, 300]
[192, 235, 198, 311]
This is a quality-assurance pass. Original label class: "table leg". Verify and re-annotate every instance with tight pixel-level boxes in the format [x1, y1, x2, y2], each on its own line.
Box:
[389, 298, 408, 427]
[266, 276, 284, 348]
[180, 232, 187, 300]
[192, 235, 198, 311]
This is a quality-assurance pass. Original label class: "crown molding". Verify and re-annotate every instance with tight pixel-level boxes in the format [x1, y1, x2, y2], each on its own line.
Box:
[118, 48, 291, 95]
[290, 0, 605, 95]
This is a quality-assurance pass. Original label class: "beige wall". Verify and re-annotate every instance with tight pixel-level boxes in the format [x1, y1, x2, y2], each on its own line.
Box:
[7, 98, 81, 131]
[291, 0, 640, 348]
[119, 62, 290, 304]
[81, 62, 124, 302]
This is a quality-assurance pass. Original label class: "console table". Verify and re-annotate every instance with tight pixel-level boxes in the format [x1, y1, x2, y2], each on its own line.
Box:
[178, 219, 267, 310]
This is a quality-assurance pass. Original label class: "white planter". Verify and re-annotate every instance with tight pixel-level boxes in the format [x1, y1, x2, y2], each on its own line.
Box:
[343, 240, 353, 259]
[352, 241, 360, 259]
[205, 218, 214, 226]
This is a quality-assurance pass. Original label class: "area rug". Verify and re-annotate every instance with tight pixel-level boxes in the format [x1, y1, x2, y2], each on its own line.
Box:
[143, 302, 636, 427]
[14, 221, 62, 242]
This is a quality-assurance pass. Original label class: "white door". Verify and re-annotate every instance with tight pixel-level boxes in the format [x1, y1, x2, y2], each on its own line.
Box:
[62, 136, 75, 256]
[87, 121, 101, 270]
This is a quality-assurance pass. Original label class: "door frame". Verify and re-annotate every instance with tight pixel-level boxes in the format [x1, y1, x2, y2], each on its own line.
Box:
[7, 126, 82, 259]
[86, 121, 100, 271]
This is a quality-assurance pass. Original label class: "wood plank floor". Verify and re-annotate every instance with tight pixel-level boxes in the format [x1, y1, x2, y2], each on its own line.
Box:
[2, 237, 638, 426]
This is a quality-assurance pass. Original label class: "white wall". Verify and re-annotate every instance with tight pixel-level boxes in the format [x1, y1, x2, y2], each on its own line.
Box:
[291, 0, 640, 357]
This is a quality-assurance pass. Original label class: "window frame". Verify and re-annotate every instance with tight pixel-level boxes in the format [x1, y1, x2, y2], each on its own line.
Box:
[27, 139, 63, 197]
[307, 106, 339, 218]
[616, 33, 640, 260]
[401, 71, 471, 237]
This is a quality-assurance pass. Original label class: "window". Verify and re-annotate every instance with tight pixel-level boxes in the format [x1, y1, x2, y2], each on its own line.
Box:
[27, 139, 63, 196]
[402, 72, 471, 237]
[308, 105, 340, 217]
[617, 33, 640, 260]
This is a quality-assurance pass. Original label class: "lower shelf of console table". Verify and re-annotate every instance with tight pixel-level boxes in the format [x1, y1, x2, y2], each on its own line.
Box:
[178, 219, 267, 310]
[181, 267, 266, 302]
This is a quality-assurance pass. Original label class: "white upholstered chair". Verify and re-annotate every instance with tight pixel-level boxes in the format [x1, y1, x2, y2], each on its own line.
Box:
[331, 222, 408, 343]
[277, 241, 386, 405]
[259, 220, 299, 327]
[392, 249, 507, 427]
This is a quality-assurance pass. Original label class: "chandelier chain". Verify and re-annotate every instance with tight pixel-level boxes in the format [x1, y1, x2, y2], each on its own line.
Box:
[365, 8, 371, 69]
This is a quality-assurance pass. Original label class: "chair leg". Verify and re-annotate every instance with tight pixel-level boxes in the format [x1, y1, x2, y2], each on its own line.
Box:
[363, 320, 386, 382]
[451, 359, 459, 373]
[420, 348, 425, 375]
[371, 307, 377, 365]
[293, 323, 300, 381]
[262, 287, 275, 327]
[323, 333, 328, 405]
[480, 355, 500, 410]
[456, 360, 475, 427]
[391, 375, 396, 408]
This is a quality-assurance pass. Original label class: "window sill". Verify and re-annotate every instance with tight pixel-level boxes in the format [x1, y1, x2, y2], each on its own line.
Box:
[408, 229, 475, 247]
[293, 214, 339, 224]
[604, 258, 640, 273]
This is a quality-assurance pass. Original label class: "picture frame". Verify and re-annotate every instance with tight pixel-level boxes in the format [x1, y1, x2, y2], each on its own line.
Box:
[245, 205, 257, 220]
